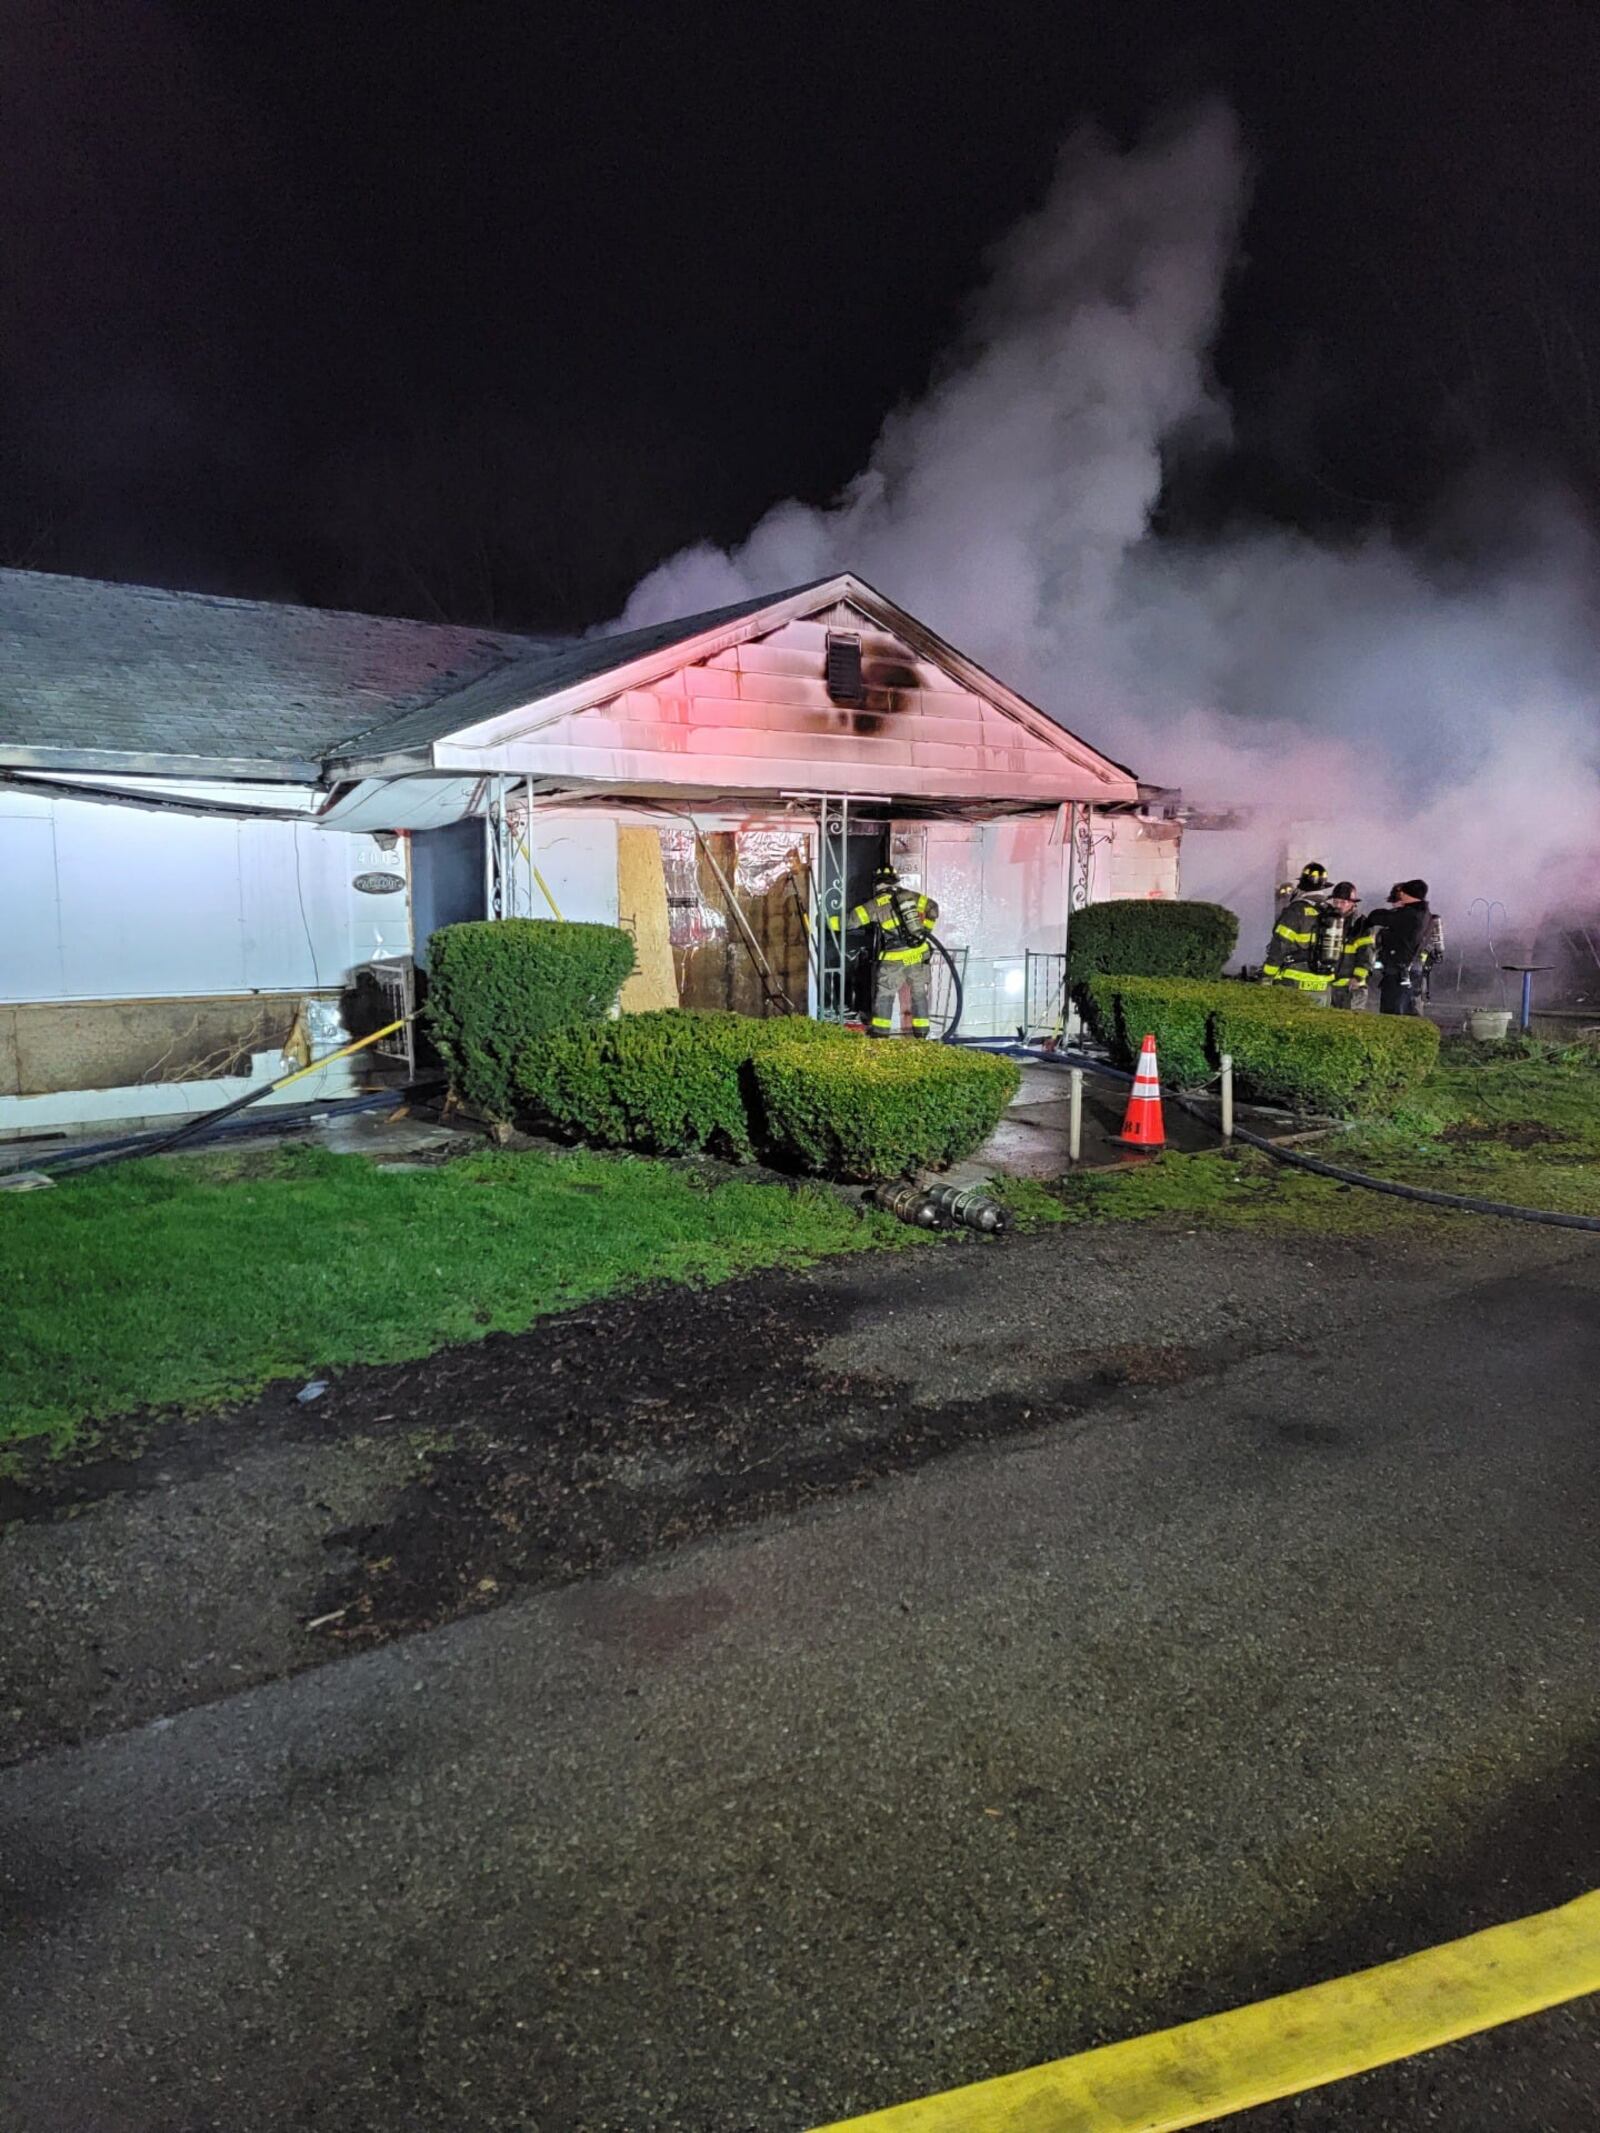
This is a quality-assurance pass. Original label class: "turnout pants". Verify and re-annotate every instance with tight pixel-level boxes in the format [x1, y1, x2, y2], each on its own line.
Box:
[872, 955, 931, 1036]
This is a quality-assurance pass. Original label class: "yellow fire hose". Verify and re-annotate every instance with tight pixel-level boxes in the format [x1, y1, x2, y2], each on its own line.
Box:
[273, 1015, 410, 1093]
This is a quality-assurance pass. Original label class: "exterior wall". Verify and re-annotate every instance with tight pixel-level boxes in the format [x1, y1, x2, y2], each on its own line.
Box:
[492, 801, 1184, 1038]
[904, 809, 1181, 1037]
[497, 805, 620, 925]
[906, 818, 1072, 1037]
[0, 786, 1187, 1102]
[1080, 812, 1183, 905]
[1, 786, 409, 1007]
[0, 785, 412, 1116]
[0, 1026, 358, 1136]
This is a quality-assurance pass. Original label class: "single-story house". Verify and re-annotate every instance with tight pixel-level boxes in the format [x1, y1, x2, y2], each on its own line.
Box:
[0, 566, 1182, 1136]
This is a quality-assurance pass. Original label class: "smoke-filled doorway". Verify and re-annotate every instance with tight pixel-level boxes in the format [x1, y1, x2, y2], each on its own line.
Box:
[814, 814, 890, 1024]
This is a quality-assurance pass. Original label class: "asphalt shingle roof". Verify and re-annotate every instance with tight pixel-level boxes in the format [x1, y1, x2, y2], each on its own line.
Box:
[0, 567, 819, 776]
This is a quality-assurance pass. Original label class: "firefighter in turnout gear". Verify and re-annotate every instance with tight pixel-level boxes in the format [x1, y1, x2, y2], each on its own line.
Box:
[829, 865, 940, 1036]
[1324, 882, 1374, 1008]
[1374, 880, 1433, 1016]
[1261, 862, 1334, 993]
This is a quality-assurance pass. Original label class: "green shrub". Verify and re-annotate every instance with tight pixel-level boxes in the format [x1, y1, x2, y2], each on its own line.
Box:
[1082, 973, 1214, 1088]
[518, 1009, 846, 1161]
[1068, 898, 1239, 983]
[519, 1011, 1019, 1177]
[1087, 974, 1440, 1118]
[754, 1042, 1021, 1180]
[428, 919, 635, 1121]
[1210, 992, 1440, 1117]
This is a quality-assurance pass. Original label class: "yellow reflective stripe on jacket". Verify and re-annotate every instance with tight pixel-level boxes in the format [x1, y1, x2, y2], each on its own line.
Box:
[827, 903, 873, 934]
[1271, 968, 1332, 989]
[1274, 924, 1316, 945]
[881, 944, 931, 963]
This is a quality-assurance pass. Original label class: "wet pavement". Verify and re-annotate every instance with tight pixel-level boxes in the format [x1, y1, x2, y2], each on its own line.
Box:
[3, 1229, 1597, 2130]
[951, 1057, 1226, 1184]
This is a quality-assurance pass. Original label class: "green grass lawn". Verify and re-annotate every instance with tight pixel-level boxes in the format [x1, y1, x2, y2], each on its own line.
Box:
[9, 1042, 1594, 1457]
[0, 1143, 913, 1457]
[1001, 1041, 1600, 1236]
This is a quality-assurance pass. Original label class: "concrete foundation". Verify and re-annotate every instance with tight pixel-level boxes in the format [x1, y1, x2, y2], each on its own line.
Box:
[0, 992, 340, 1100]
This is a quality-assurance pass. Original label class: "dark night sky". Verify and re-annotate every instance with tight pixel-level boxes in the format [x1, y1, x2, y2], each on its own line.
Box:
[4, 0, 1599, 631]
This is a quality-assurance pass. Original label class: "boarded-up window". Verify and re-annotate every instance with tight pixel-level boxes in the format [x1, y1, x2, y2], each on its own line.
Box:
[657, 827, 811, 1015]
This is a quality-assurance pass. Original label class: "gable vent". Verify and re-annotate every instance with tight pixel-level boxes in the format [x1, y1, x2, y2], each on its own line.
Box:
[824, 631, 866, 706]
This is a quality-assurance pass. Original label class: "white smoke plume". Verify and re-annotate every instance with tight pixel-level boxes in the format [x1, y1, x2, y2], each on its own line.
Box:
[619, 100, 1600, 974]
[624, 103, 1243, 685]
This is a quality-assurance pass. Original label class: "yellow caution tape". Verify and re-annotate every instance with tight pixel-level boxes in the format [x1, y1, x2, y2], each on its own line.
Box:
[810, 1890, 1600, 2132]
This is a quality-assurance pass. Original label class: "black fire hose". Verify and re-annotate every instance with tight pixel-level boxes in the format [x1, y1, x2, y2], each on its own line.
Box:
[4, 1018, 434, 1181]
[6, 1084, 443, 1182]
[982, 1042, 1600, 1235]
[1225, 1124, 1600, 1231]
[856, 933, 964, 1040]
[930, 933, 965, 1042]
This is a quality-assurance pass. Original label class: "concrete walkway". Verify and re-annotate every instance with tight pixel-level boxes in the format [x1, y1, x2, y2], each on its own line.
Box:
[955, 1057, 1218, 1182]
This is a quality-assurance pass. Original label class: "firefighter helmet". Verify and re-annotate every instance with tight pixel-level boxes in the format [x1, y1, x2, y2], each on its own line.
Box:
[1296, 862, 1329, 893]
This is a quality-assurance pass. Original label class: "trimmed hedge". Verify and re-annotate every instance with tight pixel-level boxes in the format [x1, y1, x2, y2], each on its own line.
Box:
[1086, 974, 1440, 1118]
[518, 1010, 847, 1162]
[754, 1042, 1021, 1180]
[1081, 973, 1214, 1088]
[428, 919, 636, 1122]
[518, 1009, 1021, 1177]
[1068, 899, 1239, 983]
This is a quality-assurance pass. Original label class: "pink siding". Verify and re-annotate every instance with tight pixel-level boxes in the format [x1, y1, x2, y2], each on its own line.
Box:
[437, 615, 1135, 806]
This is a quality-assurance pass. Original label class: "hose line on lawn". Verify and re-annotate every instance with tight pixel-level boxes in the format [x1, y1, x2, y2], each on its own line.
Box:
[975, 1041, 1600, 1235]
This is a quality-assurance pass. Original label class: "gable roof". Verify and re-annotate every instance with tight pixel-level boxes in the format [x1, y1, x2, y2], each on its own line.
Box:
[0, 566, 1139, 803]
[349, 573, 1138, 804]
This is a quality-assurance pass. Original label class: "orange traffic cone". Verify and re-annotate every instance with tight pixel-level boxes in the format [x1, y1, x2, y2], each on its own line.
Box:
[1117, 1032, 1166, 1149]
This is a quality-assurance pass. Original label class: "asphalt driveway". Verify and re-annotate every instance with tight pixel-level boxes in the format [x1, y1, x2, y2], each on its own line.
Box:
[3, 1226, 1598, 2130]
